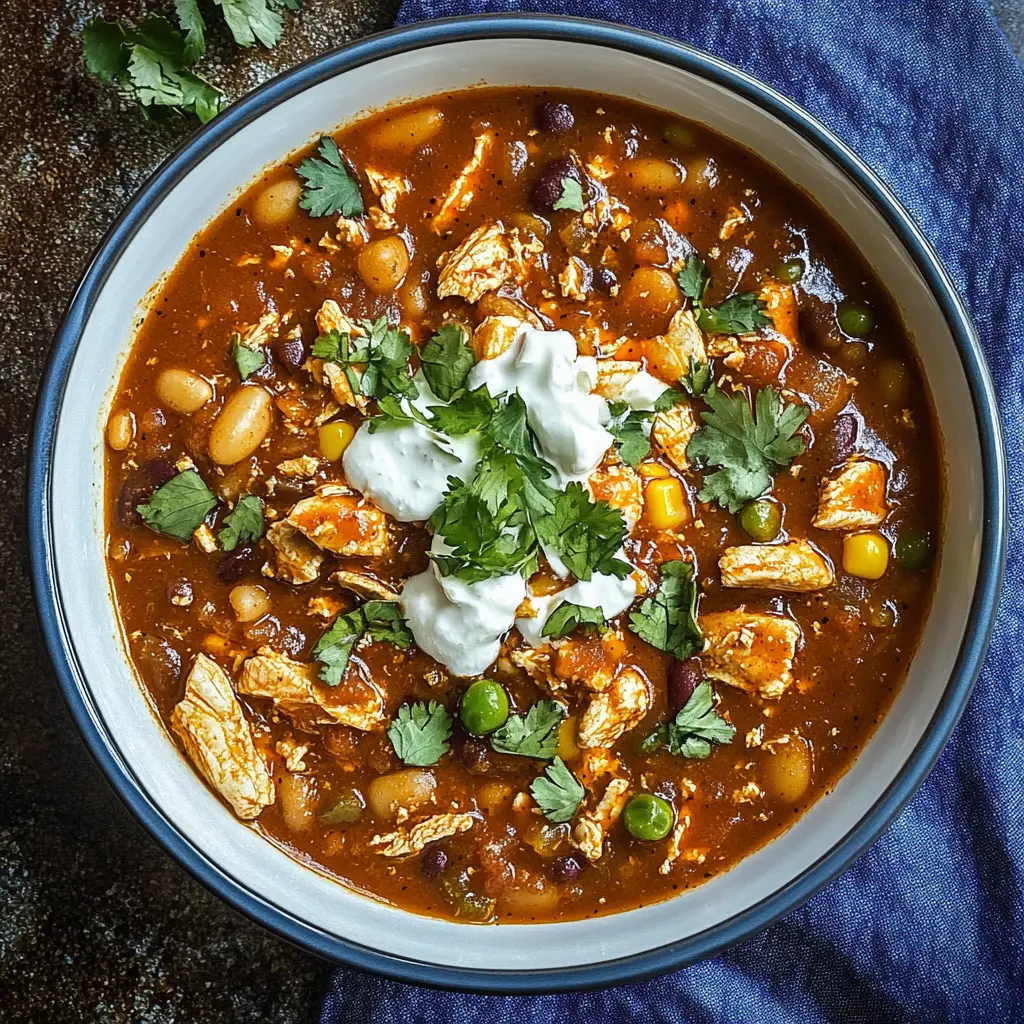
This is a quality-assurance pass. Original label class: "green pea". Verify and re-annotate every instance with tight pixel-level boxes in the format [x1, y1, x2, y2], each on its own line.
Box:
[663, 121, 697, 149]
[459, 680, 509, 736]
[895, 529, 932, 570]
[739, 499, 782, 543]
[775, 257, 805, 283]
[837, 301, 875, 338]
[623, 794, 675, 841]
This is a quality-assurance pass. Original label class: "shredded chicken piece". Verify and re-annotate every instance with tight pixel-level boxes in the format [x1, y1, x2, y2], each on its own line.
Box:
[370, 813, 474, 857]
[509, 645, 564, 691]
[433, 133, 493, 232]
[277, 455, 320, 478]
[287, 484, 392, 558]
[238, 647, 386, 731]
[330, 570, 401, 602]
[658, 813, 692, 874]
[758, 281, 799, 347]
[589, 460, 644, 530]
[193, 523, 217, 554]
[472, 315, 522, 361]
[649, 308, 706, 380]
[336, 217, 368, 247]
[170, 654, 274, 820]
[719, 539, 835, 592]
[265, 520, 323, 585]
[812, 457, 889, 531]
[239, 309, 285, 350]
[718, 205, 748, 241]
[700, 610, 801, 699]
[578, 668, 651, 748]
[573, 777, 630, 862]
[436, 222, 512, 304]
[651, 402, 698, 473]
[559, 257, 590, 301]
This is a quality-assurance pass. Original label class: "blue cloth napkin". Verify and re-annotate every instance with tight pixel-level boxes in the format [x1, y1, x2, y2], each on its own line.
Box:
[322, 2, 1024, 1019]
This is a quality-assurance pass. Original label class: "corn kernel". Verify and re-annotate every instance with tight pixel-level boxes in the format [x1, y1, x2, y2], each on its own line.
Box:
[843, 531, 889, 580]
[556, 716, 579, 761]
[639, 461, 671, 479]
[318, 421, 356, 461]
[645, 477, 688, 529]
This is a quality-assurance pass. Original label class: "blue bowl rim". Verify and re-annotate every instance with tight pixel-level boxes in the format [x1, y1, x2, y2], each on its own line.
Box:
[28, 13, 1007, 995]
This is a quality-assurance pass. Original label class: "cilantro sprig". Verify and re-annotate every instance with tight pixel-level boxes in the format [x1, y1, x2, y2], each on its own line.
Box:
[137, 470, 217, 541]
[534, 483, 631, 582]
[231, 333, 266, 380]
[312, 600, 413, 686]
[218, 494, 264, 551]
[638, 681, 735, 758]
[542, 603, 607, 639]
[530, 757, 585, 823]
[419, 324, 474, 402]
[490, 700, 566, 759]
[387, 701, 453, 767]
[628, 560, 703, 661]
[297, 137, 364, 218]
[313, 316, 416, 402]
[606, 402, 654, 468]
[676, 253, 771, 336]
[686, 386, 808, 512]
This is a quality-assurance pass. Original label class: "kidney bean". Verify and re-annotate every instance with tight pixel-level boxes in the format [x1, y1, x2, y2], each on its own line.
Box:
[116, 480, 151, 528]
[130, 634, 182, 692]
[216, 544, 260, 584]
[458, 737, 493, 775]
[826, 412, 858, 463]
[275, 334, 306, 372]
[536, 101, 575, 134]
[550, 855, 582, 883]
[668, 657, 702, 712]
[420, 846, 449, 880]
[144, 459, 178, 487]
[530, 157, 581, 213]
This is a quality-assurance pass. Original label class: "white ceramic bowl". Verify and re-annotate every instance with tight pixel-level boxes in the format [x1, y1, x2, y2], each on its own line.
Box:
[30, 16, 1005, 992]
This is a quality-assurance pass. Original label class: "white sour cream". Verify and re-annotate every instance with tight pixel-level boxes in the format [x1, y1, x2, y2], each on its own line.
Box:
[343, 376, 479, 522]
[618, 369, 671, 411]
[402, 562, 527, 678]
[516, 560, 638, 648]
[468, 325, 614, 484]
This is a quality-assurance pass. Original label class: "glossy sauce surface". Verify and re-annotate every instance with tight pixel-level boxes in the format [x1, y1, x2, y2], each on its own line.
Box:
[105, 88, 943, 923]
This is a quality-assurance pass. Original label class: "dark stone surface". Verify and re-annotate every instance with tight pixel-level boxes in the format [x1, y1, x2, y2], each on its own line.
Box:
[0, 3, 1019, 1021]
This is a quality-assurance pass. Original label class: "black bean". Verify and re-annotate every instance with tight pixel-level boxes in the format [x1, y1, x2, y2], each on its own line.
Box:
[420, 846, 449, 880]
[593, 268, 617, 294]
[529, 157, 580, 213]
[536, 101, 574, 134]
[550, 855, 582, 883]
[216, 545, 260, 584]
[276, 335, 306, 372]
[668, 657, 702, 712]
[116, 480, 152, 528]
[826, 412, 858, 464]
[144, 459, 178, 487]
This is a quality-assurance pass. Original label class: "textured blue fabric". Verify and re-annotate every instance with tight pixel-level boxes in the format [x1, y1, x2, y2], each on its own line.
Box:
[322, 2, 1024, 1020]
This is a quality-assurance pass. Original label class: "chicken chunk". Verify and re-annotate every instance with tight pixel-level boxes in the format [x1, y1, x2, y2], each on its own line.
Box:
[812, 457, 889, 531]
[759, 280, 799, 347]
[508, 645, 563, 692]
[720, 539, 835, 592]
[238, 646, 386, 731]
[369, 813, 474, 857]
[277, 455, 321, 478]
[287, 484, 391, 558]
[700, 610, 801, 699]
[331, 570, 400, 602]
[436, 222, 512, 304]
[170, 654, 274, 820]
[365, 167, 410, 223]
[265, 520, 323, 585]
[433, 133, 492, 233]
[589, 461, 643, 529]
[573, 777, 630, 862]
[238, 309, 285, 352]
[649, 309, 706, 381]
[651, 402, 698, 472]
[336, 217, 368, 247]
[578, 667, 651, 748]
[315, 298, 362, 338]
[472, 315, 522, 361]
[718, 205, 748, 241]
[659, 813, 692, 874]
[312, 300, 370, 412]
[559, 257, 590, 301]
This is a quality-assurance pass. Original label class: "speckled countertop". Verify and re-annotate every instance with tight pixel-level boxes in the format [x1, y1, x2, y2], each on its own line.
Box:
[1, 4, 1020, 1022]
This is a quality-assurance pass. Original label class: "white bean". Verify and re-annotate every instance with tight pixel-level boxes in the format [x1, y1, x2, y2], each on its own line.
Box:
[156, 367, 213, 415]
[208, 386, 273, 465]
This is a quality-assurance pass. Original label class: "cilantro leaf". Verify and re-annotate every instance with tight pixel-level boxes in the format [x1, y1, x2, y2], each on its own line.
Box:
[606, 401, 653, 467]
[427, 387, 497, 437]
[312, 600, 413, 686]
[542, 603, 607, 639]
[490, 700, 566, 759]
[217, 0, 285, 49]
[218, 494, 264, 551]
[628, 559, 703, 661]
[686, 385, 808, 512]
[676, 253, 708, 301]
[534, 483, 631, 581]
[315, 317, 416, 401]
[697, 292, 771, 335]
[231, 333, 266, 380]
[420, 324, 474, 402]
[552, 177, 585, 213]
[83, 16, 226, 124]
[297, 137, 364, 218]
[387, 701, 453, 767]
[137, 470, 218, 542]
[173, 0, 206, 62]
[530, 757, 585, 822]
[638, 681, 735, 758]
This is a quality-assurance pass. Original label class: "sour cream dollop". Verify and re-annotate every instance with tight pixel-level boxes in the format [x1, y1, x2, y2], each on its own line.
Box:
[468, 324, 613, 484]
[516, 557, 638, 648]
[343, 375, 479, 522]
